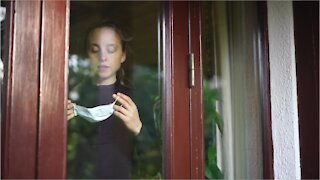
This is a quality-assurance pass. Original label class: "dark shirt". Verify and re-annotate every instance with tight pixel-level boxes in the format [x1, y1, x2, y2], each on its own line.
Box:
[94, 81, 134, 179]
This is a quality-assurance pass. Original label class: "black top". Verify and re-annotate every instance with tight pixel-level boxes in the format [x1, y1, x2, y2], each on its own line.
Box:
[93, 81, 134, 179]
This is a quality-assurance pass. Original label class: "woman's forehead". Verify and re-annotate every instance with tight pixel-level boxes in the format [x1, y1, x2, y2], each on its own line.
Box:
[89, 27, 121, 44]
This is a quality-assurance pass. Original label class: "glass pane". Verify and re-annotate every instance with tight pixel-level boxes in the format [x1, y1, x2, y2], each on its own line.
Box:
[68, 2, 163, 179]
[0, 3, 6, 121]
[202, 1, 264, 179]
[201, 2, 223, 179]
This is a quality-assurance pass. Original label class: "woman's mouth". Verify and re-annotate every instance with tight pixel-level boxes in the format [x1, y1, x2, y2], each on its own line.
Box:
[98, 65, 110, 72]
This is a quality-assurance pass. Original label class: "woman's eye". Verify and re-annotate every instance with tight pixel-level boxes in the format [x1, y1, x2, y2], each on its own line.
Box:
[90, 46, 99, 53]
[107, 45, 117, 53]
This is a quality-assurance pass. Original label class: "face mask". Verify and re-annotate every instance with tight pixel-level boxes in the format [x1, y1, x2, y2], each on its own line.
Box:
[73, 97, 119, 123]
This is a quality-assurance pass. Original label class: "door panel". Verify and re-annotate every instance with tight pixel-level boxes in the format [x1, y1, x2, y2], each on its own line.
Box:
[189, 2, 204, 179]
[67, 1, 163, 179]
[2, 0, 69, 178]
[168, 2, 190, 178]
[2, 1, 205, 179]
[37, 0, 69, 178]
[2, 0, 41, 178]
[164, 2, 204, 179]
[293, 2, 319, 178]
[200, 1, 271, 179]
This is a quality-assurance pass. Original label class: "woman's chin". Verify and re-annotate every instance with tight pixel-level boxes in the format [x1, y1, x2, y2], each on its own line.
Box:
[98, 75, 116, 84]
[98, 73, 111, 79]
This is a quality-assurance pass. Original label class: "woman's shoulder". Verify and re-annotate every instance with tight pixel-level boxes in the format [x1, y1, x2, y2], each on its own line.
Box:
[116, 81, 132, 96]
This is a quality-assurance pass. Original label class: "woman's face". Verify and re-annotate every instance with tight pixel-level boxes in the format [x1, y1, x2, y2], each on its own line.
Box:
[87, 27, 126, 85]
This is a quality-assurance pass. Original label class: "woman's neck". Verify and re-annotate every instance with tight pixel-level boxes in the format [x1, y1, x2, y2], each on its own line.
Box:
[97, 77, 117, 86]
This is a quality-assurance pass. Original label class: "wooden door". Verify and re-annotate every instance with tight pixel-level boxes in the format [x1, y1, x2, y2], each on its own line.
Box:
[1, 0, 69, 178]
[163, 1, 203, 179]
[1, 1, 204, 179]
[293, 2, 319, 178]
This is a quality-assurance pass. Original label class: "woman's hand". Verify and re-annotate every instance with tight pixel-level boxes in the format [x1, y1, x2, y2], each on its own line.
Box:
[112, 92, 142, 136]
[67, 100, 76, 120]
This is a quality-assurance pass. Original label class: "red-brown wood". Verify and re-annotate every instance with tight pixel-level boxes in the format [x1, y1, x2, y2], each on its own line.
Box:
[37, 0, 69, 178]
[1, 1, 13, 176]
[257, 2, 274, 179]
[2, 1, 204, 178]
[293, 2, 319, 179]
[164, 1, 191, 179]
[2, 0, 41, 178]
[189, 2, 204, 179]
[163, 2, 173, 178]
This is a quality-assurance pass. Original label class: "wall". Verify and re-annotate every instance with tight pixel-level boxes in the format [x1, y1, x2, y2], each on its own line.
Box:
[267, 1, 301, 179]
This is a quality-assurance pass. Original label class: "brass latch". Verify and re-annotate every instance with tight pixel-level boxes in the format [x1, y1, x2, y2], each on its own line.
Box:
[188, 53, 195, 88]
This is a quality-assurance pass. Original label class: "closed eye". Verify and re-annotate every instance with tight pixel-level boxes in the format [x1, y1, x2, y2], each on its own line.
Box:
[107, 45, 117, 53]
[89, 44, 99, 53]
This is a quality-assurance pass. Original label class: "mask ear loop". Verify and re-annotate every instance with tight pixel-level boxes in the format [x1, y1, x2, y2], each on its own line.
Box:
[112, 96, 120, 106]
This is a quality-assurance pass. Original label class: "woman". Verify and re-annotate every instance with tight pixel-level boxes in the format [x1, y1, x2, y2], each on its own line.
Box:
[67, 21, 142, 178]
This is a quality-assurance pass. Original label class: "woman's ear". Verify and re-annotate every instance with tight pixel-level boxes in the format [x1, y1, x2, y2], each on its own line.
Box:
[121, 52, 126, 63]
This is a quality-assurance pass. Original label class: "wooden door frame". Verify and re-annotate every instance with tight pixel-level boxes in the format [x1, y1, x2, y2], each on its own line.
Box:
[2, 1, 202, 178]
[1, 1, 273, 179]
[293, 1, 319, 179]
[2, 0, 42, 178]
[37, 1, 69, 178]
[1, 0, 69, 178]
[257, 2, 274, 179]
[163, 1, 204, 179]
[162, 1, 273, 179]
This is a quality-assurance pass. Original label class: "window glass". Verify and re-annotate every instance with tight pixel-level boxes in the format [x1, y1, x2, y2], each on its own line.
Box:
[68, 2, 163, 179]
[202, 1, 264, 179]
[0, 3, 6, 122]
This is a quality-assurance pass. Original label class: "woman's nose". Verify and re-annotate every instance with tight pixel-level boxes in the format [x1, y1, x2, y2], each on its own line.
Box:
[99, 51, 108, 62]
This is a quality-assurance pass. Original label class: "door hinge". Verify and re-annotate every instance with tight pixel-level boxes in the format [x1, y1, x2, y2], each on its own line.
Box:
[188, 53, 195, 88]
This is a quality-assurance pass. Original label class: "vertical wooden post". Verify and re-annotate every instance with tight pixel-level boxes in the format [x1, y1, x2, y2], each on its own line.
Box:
[189, 2, 204, 179]
[2, 0, 69, 178]
[2, 0, 41, 178]
[37, 0, 69, 178]
[164, 1, 204, 179]
[164, 1, 191, 179]
[293, 2, 319, 179]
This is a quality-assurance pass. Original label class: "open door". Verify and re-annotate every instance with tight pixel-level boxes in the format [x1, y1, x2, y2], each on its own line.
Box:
[2, 1, 272, 179]
[1, 1, 204, 179]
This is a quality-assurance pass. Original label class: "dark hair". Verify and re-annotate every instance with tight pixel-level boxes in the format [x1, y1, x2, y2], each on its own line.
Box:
[86, 20, 132, 87]
[86, 20, 132, 54]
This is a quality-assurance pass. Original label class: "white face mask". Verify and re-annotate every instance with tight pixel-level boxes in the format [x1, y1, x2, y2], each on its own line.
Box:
[73, 97, 119, 123]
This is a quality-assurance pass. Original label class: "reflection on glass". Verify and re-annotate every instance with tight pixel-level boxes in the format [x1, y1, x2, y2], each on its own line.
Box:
[202, 1, 264, 179]
[0, 4, 6, 121]
[68, 2, 162, 179]
[201, 2, 223, 179]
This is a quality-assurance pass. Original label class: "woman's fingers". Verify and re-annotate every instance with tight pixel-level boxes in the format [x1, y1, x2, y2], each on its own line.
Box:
[116, 92, 135, 106]
[112, 94, 130, 110]
[67, 100, 75, 120]
[112, 93, 142, 135]
[112, 93, 136, 111]
[113, 104, 129, 116]
[67, 108, 74, 116]
[67, 113, 74, 120]
[67, 101, 74, 109]
[113, 110, 128, 122]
